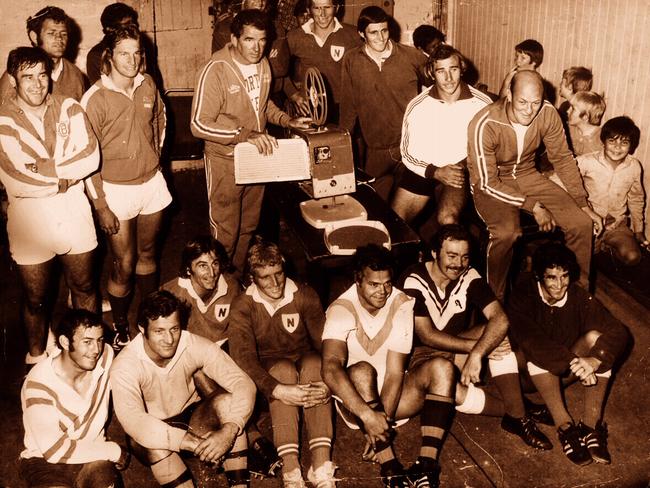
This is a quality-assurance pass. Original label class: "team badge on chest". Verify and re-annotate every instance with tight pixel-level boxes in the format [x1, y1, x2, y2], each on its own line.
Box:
[281, 313, 300, 333]
[214, 304, 230, 322]
[57, 122, 69, 138]
[330, 45, 345, 62]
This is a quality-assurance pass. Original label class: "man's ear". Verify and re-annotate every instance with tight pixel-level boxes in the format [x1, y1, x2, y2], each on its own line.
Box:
[431, 249, 437, 261]
[59, 335, 70, 351]
[137, 325, 145, 336]
[8, 75, 16, 89]
[28, 30, 39, 47]
[230, 34, 238, 47]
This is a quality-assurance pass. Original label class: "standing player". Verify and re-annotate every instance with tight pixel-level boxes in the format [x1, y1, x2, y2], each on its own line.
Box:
[322, 245, 453, 488]
[0, 47, 100, 368]
[20, 310, 127, 487]
[0, 6, 86, 104]
[83, 24, 171, 349]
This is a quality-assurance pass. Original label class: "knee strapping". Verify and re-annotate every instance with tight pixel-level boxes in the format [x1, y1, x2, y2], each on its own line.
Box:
[526, 361, 549, 376]
[159, 469, 193, 488]
[488, 351, 518, 377]
[455, 383, 485, 414]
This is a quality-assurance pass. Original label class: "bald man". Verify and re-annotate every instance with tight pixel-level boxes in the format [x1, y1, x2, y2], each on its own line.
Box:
[467, 71, 601, 301]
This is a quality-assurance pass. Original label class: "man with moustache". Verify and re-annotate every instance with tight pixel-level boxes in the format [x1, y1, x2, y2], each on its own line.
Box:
[392, 44, 491, 226]
[20, 310, 127, 487]
[467, 70, 602, 301]
[399, 225, 552, 451]
[0, 6, 87, 104]
[191, 9, 310, 273]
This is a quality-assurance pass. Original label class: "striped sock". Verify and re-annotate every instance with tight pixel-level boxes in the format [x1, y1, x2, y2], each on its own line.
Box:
[420, 393, 454, 461]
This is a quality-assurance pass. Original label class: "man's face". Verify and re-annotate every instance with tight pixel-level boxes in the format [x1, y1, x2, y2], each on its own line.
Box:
[362, 21, 390, 54]
[252, 263, 286, 301]
[434, 238, 470, 281]
[110, 38, 142, 80]
[12, 62, 49, 108]
[232, 25, 267, 65]
[603, 135, 631, 165]
[141, 312, 182, 364]
[539, 266, 570, 303]
[508, 78, 543, 126]
[433, 55, 462, 100]
[66, 326, 105, 372]
[311, 0, 336, 30]
[559, 77, 572, 101]
[356, 268, 392, 313]
[189, 251, 221, 296]
[36, 19, 68, 59]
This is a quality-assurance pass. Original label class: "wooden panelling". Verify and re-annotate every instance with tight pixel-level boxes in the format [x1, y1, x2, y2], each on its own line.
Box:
[451, 0, 650, 237]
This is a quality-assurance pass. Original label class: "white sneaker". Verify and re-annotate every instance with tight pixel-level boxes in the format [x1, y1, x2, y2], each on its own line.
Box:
[307, 461, 338, 488]
[282, 467, 306, 488]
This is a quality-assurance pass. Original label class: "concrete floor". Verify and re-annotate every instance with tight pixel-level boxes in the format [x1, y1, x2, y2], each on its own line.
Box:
[1, 169, 649, 487]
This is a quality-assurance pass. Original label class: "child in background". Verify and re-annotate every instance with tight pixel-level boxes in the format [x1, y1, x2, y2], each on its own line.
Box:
[566, 91, 606, 156]
[558, 66, 593, 120]
[412, 24, 446, 56]
[577, 116, 647, 265]
[498, 39, 543, 98]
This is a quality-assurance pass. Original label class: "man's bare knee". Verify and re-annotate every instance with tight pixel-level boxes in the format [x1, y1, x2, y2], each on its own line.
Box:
[583, 330, 603, 349]
[347, 362, 378, 401]
[424, 357, 455, 394]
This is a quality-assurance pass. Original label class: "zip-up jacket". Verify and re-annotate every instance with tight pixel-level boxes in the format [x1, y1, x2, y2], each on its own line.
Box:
[467, 98, 588, 212]
[81, 73, 165, 210]
[0, 94, 99, 199]
[191, 44, 291, 160]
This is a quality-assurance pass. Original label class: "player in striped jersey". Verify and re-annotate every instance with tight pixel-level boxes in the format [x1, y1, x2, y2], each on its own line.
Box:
[20, 309, 127, 487]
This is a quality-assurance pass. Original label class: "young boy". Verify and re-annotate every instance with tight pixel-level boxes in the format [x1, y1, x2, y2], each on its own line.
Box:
[558, 66, 593, 120]
[498, 39, 543, 98]
[566, 91, 606, 156]
[577, 116, 647, 265]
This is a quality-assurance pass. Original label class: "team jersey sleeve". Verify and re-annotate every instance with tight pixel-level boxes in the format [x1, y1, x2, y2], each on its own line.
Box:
[322, 304, 357, 343]
[299, 285, 326, 351]
[400, 94, 434, 178]
[80, 87, 109, 209]
[467, 277, 498, 313]
[387, 297, 414, 355]
[338, 54, 358, 133]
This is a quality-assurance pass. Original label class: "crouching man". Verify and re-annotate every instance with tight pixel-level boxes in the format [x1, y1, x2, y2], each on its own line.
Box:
[110, 291, 256, 487]
[508, 242, 629, 466]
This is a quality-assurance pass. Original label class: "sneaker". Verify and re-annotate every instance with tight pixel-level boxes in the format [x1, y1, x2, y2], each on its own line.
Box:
[282, 467, 306, 488]
[406, 457, 441, 488]
[558, 422, 592, 466]
[579, 421, 611, 464]
[307, 461, 337, 488]
[501, 414, 553, 450]
[380, 461, 410, 488]
[523, 397, 554, 426]
[111, 325, 131, 351]
[249, 437, 282, 478]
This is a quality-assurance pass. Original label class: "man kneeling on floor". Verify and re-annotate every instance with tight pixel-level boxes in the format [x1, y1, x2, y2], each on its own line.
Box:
[110, 290, 256, 487]
[399, 224, 552, 450]
[508, 242, 629, 466]
[230, 238, 335, 488]
[20, 310, 127, 487]
[322, 244, 450, 488]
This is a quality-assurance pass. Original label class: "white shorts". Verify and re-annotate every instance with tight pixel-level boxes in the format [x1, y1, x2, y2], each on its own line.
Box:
[7, 183, 97, 265]
[103, 170, 172, 221]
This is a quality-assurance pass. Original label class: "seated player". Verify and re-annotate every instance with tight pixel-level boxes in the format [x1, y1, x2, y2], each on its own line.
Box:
[162, 236, 240, 345]
[508, 243, 629, 466]
[20, 310, 128, 487]
[399, 225, 551, 450]
[0, 47, 100, 369]
[392, 44, 491, 227]
[577, 116, 647, 265]
[110, 291, 256, 487]
[162, 236, 281, 478]
[566, 91, 606, 156]
[322, 245, 453, 488]
[230, 239, 335, 488]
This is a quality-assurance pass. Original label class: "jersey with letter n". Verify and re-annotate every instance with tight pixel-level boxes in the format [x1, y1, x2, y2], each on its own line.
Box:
[400, 263, 496, 341]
